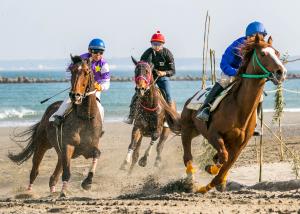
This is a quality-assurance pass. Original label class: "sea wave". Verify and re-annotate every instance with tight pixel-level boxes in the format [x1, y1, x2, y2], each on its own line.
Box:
[0, 107, 38, 119]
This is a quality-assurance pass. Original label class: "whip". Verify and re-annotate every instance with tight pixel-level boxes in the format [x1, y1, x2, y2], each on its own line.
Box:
[40, 87, 70, 104]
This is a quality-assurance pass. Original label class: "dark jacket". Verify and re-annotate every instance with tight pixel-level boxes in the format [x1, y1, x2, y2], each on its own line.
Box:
[140, 47, 176, 80]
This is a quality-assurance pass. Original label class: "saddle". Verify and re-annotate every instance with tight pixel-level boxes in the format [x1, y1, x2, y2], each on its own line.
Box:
[186, 83, 236, 112]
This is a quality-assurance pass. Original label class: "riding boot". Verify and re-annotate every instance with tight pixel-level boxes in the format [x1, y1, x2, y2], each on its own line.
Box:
[49, 97, 72, 127]
[196, 82, 224, 121]
[124, 93, 138, 124]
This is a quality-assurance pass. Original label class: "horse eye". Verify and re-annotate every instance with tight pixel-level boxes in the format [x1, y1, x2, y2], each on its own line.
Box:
[261, 52, 266, 57]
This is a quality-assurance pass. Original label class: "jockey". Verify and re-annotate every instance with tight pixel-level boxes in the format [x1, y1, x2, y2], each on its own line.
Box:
[49, 38, 110, 126]
[196, 21, 267, 134]
[124, 31, 176, 124]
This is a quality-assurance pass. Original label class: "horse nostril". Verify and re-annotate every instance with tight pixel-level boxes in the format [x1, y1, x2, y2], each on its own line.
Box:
[276, 70, 282, 75]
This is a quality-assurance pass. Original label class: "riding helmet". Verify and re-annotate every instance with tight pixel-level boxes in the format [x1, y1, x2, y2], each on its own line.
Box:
[246, 21, 267, 37]
[88, 38, 105, 51]
[150, 31, 165, 43]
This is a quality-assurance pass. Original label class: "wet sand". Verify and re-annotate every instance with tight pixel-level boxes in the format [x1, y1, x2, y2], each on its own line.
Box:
[0, 112, 300, 213]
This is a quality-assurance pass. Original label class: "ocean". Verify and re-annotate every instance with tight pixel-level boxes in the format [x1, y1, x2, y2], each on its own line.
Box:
[1, 70, 300, 127]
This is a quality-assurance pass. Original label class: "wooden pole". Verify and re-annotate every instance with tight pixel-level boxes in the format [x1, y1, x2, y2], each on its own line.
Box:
[279, 118, 284, 161]
[259, 103, 263, 182]
[202, 11, 209, 89]
[212, 50, 216, 84]
[210, 49, 213, 85]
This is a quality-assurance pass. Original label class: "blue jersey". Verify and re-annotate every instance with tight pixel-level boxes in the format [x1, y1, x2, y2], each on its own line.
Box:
[220, 37, 246, 76]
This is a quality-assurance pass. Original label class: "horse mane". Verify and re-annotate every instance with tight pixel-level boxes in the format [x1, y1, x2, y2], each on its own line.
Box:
[237, 35, 271, 75]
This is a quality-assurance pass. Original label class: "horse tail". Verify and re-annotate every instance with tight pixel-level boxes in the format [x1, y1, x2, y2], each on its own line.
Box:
[158, 92, 181, 134]
[8, 122, 41, 165]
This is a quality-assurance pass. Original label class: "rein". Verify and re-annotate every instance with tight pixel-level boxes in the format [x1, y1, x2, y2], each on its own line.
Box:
[239, 50, 272, 79]
[140, 101, 159, 112]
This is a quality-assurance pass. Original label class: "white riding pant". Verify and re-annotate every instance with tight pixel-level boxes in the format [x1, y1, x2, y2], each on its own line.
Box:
[49, 91, 104, 124]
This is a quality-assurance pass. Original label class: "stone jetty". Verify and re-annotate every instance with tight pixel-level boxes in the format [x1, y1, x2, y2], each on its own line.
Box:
[0, 73, 300, 83]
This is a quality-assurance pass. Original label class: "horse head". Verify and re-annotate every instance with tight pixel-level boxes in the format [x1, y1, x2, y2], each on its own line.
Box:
[238, 34, 287, 85]
[68, 55, 94, 104]
[131, 56, 153, 96]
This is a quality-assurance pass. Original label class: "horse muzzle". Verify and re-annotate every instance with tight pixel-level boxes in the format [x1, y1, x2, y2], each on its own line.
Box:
[270, 68, 287, 85]
[69, 92, 84, 104]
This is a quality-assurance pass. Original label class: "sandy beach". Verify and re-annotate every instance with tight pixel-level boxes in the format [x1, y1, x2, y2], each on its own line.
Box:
[0, 112, 300, 213]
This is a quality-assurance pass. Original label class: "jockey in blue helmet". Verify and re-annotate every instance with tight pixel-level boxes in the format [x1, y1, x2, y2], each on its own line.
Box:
[49, 38, 110, 127]
[196, 21, 267, 135]
[88, 38, 105, 51]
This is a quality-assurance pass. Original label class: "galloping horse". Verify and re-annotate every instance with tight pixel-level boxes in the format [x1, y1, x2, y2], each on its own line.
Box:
[120, 57, 181, 172]
[8, 55, 102, 197]
[181, 34, 287, 193]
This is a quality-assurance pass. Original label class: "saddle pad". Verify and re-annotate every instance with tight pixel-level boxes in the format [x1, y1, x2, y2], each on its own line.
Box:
[186, 83, 235, 112]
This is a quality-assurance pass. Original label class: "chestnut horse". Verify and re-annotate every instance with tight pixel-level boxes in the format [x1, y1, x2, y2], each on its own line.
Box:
[8, 56, 102, 197]
[181, 35, 287, 193]
[120, 57, 181, 172]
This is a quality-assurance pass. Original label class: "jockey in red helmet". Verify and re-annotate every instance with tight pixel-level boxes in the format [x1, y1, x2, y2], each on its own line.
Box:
[124, 31, 176, 124]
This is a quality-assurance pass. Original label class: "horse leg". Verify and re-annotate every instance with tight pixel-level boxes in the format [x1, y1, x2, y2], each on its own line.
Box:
[182, 127, 198, 192]
[49, 157, 62, 193]
[60, 144, 75, 197]
[138, 133, 159, 167]
[28, 143, 49, 191]
[197, 142, 246, 194]
[129, 136, 143, 174]
[154, 127, 170, 167]
[81, 148, 101, 190]
[205, 135, 228, 175]
[120, 128, 142, 171]
[204, 153, 221, 175]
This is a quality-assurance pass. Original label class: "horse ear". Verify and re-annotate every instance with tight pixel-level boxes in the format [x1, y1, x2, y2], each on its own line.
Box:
[131, 56, 138, 65]
[255, 33, 260, 44]
[70, 54, 75, 63]
[267, 36, 273, 45]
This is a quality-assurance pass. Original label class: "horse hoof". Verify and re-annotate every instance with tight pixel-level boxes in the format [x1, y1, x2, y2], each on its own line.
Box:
[81, 182, 92, 191]
[60, 192, 67, 198]
[205, 164, 220, 175]
[216, 182, 227, 192]
[154, 159, 161, 168]
[196, 186, 208, 194]
[120, 161, 129, 171]
[138, 156, 147, 167]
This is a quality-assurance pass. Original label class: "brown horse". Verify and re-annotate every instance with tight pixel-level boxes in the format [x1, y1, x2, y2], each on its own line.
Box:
[8, 55, 102, 197]
[120, 57, 181, 172]
[181, 34, 287, 193]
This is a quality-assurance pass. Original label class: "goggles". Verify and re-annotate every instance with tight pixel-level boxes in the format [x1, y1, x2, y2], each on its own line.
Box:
[91, 49, 104, 55]
[151, 42, 163, 47]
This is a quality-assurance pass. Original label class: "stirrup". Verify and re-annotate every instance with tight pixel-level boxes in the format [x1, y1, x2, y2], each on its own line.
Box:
[53, 115, 64, 127]
[253, 129, 262, 136]
[196, 107, 210, 122]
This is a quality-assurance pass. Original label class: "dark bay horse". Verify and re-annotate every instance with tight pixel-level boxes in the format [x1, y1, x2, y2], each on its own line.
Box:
[181, 35, 287, 193]
[8, 55, 102, 197]
[120, 57, 181, 172]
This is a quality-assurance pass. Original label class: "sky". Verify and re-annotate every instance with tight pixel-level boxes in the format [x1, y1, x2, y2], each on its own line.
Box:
[1, 0, 299, 60]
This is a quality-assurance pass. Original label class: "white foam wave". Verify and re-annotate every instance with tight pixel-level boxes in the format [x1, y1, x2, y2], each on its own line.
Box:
[263, 108, 300, 113]
[0, 108, 37, 119]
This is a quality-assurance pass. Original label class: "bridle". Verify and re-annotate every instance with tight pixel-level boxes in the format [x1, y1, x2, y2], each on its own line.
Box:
[69, 60, 96, 102]
[239, 48, 281, 83]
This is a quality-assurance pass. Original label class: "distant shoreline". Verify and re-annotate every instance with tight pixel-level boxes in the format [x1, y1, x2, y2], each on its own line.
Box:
[1, 73, 300, 83]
